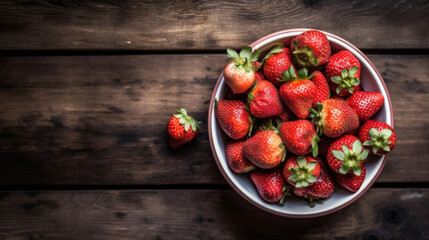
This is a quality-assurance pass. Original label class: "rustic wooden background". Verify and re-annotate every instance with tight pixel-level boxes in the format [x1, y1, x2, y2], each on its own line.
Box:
[0, 0, 428, 239]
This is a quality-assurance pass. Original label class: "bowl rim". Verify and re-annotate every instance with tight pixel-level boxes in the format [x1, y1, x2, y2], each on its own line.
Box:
[208, 28, 394, 218]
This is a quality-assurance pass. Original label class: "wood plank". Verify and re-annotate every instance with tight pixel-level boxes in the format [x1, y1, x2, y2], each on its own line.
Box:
[0, 54, 427, 185]
[0, 189, 427, 239]
[0, 0, 428, 50]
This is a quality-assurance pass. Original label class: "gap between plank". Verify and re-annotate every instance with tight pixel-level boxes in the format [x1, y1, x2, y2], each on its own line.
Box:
[0, 182, 428, 191]
[1, 49, 428, 57]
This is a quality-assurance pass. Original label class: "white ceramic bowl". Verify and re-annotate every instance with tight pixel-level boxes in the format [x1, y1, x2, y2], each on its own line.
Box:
[208, 29, 393, 217]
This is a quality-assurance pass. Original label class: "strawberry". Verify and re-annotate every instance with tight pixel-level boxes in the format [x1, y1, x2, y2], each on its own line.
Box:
[279, 66, 317, 118]
[310, 99, 359, 138]
[293, 157, 335, 206]
[224, 47, 259, 93]
[225, 140, 256, 173]
[279, 119, 319, 157]
[359, 120, 397, 155]
[327, 135, 369, 175]
[290, 30, 331, 68]
[346, 91, 384, 121]
[252, 61, 266, 82]
[248, 80, 283, 118]
[325, 50, 361, 96]
[214, 99, 252, 140]
[333, 164, 366, 192]
[167, 108, 201, 149]
[283, 156, 321, 188]
[251, 168, 288, 204]
[262, 44, 295, 86]
[243, 129, 286, 169]
[311, 70, 330, 107]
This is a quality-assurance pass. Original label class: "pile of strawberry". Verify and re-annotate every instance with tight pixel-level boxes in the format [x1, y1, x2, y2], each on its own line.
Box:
[213, 30, 397, 207]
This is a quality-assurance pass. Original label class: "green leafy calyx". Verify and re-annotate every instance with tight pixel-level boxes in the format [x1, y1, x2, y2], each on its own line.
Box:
[292, 39, 320, 68]
[256, 43, 284, 71]
[174, 108, 202, 132]
[309, 102, 324, 136]
[280, 65, 314, 82]
[331, 139, 369, 176]
[226, 47, 260, 73]
[288, 156, 318, 188]
[331, 66, 360, 94]
[363, 128, 393, 154]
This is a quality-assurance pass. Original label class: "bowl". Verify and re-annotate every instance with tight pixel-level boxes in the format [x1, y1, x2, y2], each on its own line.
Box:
[208, 29, 393, 218]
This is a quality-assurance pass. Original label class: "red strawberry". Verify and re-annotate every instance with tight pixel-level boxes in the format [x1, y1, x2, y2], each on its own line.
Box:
[327, 135, 369, 175]
[248, 80, 283, 118]
[346, 91, 384, 121]
[243, 129, 286, 169]
[252, 61, 266, 82]
[225, 140, 256, 173]
[359, 120, 397, 155]
[311, 70, 330, 107]
[224, 47, 259, 93]
[283, 156, 321, 188]
[214, 99, 252, 140]
[279, 119, 319, 157]
[262, 44, 295, 86]
[310, 99, 359, 138]
[167, 108, 201, 149]
[293, 157, 335, 206]
[333, 164, 366, 192]
[279, 66, 317, 118]
[325, 50, 361, 96]
[290, 30, 331, 68]
[251, 168, 288, 204]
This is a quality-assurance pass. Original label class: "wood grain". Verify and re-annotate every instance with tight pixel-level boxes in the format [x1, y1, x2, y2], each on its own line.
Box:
[0, 189, 427, 239]
[0, 0, 428, 50]
[0, 54, 427, 185]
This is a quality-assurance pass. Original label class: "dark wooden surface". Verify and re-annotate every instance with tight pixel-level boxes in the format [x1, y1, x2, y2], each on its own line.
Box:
[0, 0, 428, 50]
[0, 1, 428, 239]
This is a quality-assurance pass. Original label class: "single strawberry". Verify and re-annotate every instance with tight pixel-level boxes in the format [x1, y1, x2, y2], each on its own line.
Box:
[290, 30, 331, 68]
[224, 47, 259, 93]
[248, 80, 283, 118]
[311, 70, 330, 107]
[214, 99, 252, 140]
[359, 120, 397, 155]
[327, 135, 369, 175]
[262, 44, 295, 86]
[346, 91, 384, 121]
[279, 119, 319, 157]
[325, 50, 361, 96]
[251, 168, 289, 204]
[243, 129, 286, 169]
[167, 108, 201, 149]
[279, 66, 317, 118]
[283, 156, 321, 188]
[225, 140, 256, 173]
[293, 157, 335, 206]
[252, 61, 266, 82]
[333, 164, 366, 192]
[310, 99, 359, 138]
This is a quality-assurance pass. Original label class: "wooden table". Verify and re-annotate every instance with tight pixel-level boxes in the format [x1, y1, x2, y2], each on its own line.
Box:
[0, 1, 428, 239]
